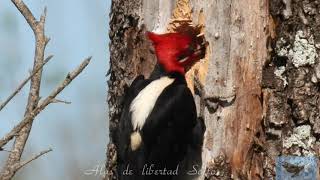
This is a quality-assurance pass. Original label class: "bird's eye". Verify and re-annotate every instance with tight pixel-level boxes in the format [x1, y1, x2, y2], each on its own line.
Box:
[187, 45, 195, 52]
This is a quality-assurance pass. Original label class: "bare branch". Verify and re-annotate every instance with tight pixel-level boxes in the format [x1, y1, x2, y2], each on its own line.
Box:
[0, 147, 12, 153]
[1, 1, 90, 179]
[0, 57, 91, 149]
[39, 6, 47, 25]
[14, 148, 52, 171]
[0, 55, 53, 111]
[1, 0, 48, 178]
[11, 0, 38, 32]
[50, 99, 72, 104]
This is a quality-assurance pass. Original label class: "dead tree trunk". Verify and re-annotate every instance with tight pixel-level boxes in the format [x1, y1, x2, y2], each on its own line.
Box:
[105, 0, 320, 179]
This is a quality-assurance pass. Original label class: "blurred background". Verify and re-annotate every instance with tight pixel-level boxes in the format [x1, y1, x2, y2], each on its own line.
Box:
[0, 0, 110, 179]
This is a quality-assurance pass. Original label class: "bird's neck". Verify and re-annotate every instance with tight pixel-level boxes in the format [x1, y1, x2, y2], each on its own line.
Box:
[149, 63, 165, 79]
[149, 63, 185, 81]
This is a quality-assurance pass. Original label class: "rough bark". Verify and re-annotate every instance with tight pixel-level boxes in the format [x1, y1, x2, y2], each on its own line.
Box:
[106, 0, 320, 179]
[262, 0, 320, 178]
[106, 1, 157, 179]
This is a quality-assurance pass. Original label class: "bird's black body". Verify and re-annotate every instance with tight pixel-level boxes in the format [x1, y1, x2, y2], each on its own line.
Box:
[116, 68, 204, 180]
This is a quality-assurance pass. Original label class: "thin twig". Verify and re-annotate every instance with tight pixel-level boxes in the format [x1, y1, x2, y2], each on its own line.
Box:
[0, 55, 53, 111]
[1, 1, 90, 180]
[0, 147, 12, 153]
[50, 99, 72, 104]
[0, 57, 91, 149]
[1, 0, 48, 178]
[14, 148, 52, 171]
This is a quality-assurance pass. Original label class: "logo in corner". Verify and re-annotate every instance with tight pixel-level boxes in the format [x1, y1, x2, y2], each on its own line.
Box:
[276, 156, 318, 180]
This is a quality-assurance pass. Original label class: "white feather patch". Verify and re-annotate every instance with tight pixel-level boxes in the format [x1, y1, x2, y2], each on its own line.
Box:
[130, 131, 142, 151]
[130, 76, 174, 131]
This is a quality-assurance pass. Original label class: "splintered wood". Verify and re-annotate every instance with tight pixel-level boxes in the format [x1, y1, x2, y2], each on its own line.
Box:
[167, 0, 209, 94]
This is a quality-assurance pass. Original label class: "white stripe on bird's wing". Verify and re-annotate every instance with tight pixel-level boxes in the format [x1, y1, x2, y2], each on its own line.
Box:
[130, 76, 174, 131]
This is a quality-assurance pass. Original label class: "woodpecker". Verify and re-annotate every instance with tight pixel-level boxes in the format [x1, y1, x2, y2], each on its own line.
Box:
[117, 31, 206, 180]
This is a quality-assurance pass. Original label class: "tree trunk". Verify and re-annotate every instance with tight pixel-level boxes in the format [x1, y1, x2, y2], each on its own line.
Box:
[262, 0, 320, 178]
[105, 0, 320, 179]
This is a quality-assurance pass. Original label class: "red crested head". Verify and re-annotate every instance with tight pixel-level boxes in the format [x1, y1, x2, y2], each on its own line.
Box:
[147, 31, 205, 75]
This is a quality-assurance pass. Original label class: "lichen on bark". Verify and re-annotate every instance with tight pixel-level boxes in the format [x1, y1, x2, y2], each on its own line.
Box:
[264, 0, 320, 177]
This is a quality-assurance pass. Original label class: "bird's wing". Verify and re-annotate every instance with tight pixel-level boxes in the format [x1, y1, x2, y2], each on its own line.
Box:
[117, 75, 150, 161]
[141, 83, 197, 167]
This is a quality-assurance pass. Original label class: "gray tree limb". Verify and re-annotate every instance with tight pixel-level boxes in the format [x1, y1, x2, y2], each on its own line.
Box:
[0, 55, 53, 111]
[0, 0, 92, 179]
[2, 0, 49, 179]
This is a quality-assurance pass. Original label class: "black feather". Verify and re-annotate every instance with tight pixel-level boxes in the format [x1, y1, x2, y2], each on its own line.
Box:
[117, 73, 204, 180]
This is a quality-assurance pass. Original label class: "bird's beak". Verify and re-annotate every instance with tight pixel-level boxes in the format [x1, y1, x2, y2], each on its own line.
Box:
[178, 41, 208, 63]
[193, 41, 208, 58]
